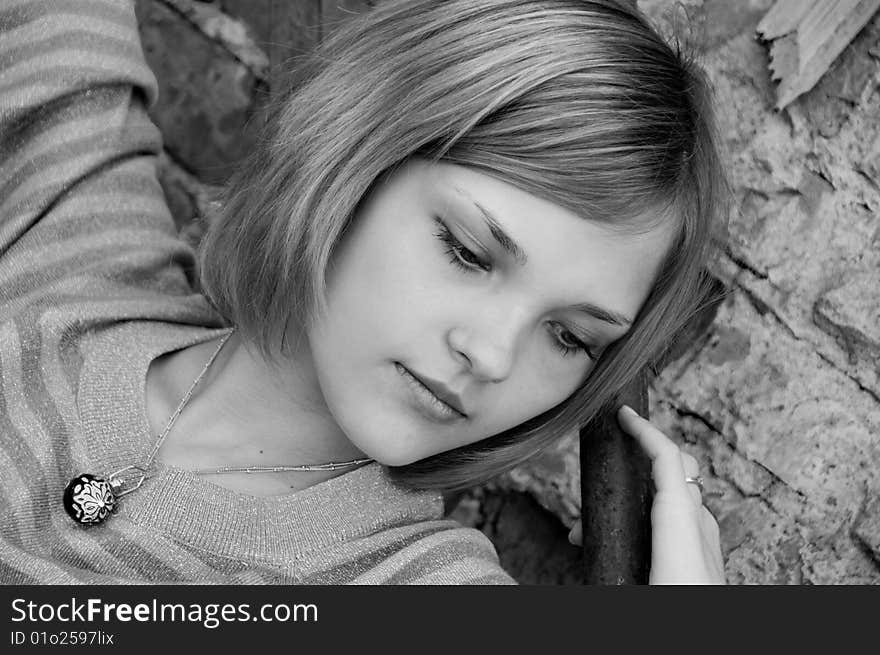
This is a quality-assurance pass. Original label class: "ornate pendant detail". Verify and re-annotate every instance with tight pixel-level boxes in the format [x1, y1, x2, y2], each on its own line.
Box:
[63, 466, 147, 526]
[63, 474, 116, 525]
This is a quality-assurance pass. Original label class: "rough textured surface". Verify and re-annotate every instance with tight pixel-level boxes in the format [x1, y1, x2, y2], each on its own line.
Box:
[813, 273, 880, 370]
[135, 0, 267, 184]
[853, 495, 880, 563]
[158, 0, 270, 81]
[209, 0, 322, 88]
[140, 0, 880, 584]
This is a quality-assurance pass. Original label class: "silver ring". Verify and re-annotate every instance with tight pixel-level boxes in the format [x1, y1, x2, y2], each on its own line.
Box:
[684, 475, 704, 491]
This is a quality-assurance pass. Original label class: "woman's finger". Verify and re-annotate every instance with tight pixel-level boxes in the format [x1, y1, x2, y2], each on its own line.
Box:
[700, 507, 726, 582]
[680, 451, 703, 506]
[701, 506, 720, 547]
[617, 405, 690, 497]
[681, 451, 699, 476]
[617, 406, 726, 584]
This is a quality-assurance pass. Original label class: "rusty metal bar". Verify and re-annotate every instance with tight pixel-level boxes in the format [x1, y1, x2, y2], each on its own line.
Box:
[579, 369, 652, 585]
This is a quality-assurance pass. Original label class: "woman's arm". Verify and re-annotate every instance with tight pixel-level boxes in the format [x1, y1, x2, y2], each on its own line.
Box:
[0, 0, 191, 315]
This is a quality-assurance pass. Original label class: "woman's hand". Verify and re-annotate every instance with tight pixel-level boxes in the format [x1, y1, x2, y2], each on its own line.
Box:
[568, 405, 726, 585]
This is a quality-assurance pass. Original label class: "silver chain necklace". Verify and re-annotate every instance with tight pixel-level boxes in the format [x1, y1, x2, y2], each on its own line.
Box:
[63, 328, 373, 526]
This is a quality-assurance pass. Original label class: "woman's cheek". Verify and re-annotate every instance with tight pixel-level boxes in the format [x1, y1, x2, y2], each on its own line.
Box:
[529, 352, 589, 410]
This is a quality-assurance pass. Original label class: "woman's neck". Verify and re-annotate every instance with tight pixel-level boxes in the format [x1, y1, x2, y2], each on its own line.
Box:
[145, 330, 370, 496]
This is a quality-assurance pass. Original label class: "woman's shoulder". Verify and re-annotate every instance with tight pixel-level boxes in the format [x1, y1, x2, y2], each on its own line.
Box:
[345, 518, 518, 585]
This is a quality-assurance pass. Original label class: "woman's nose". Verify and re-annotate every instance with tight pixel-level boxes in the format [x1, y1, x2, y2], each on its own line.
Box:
[447, 305, 525, 383]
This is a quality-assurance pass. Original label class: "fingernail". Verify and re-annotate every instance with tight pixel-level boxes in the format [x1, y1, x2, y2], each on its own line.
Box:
[620, 405, 639, 418]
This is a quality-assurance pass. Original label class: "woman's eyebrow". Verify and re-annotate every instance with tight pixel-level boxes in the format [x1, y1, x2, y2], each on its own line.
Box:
[452, 186, 528, 266]
[452, 186, 633, 328]
[568, 302, 633, 327]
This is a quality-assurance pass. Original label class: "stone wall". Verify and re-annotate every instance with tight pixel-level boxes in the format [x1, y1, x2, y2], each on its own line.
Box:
[649, 0, 880, 585]
[138, 0, 880, 584]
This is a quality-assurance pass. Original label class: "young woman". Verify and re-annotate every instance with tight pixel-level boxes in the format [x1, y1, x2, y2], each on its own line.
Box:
[0, 0, 726, 584]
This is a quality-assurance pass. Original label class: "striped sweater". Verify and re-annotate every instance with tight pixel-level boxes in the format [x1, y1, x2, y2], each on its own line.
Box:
[0, 0, 514, 585]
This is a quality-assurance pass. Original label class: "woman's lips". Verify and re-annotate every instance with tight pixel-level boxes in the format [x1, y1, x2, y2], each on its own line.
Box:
[396, 363, 467, 423]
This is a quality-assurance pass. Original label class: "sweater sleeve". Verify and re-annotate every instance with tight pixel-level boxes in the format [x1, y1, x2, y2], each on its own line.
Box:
[0, 0, 196, 317]
[344, 523, 519, 585]
[394, 527, 519, 585]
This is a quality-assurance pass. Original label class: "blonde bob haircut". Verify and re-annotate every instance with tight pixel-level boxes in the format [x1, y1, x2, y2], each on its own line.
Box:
[196, 0, 728, 492]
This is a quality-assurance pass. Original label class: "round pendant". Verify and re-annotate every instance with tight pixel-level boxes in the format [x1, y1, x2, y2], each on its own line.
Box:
[63, 473, 117, 525]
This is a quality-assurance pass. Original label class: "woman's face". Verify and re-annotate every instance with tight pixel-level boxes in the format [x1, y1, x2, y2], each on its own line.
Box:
[306, 159, 675, 466]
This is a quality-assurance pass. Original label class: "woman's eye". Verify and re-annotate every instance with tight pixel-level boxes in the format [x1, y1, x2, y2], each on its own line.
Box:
[432, 219, 597, 362]
[433, 220, 490, 272]
[551, 324, 598, 360]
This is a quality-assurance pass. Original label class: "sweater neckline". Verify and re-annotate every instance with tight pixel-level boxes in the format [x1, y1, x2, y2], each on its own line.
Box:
[78, 322, 443, 565]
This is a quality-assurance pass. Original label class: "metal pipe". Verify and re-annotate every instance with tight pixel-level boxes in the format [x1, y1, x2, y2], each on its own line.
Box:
[579, 370, 652, 584]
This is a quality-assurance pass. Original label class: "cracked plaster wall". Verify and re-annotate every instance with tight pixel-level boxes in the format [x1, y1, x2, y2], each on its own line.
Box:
[139, 0, 880, 584]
